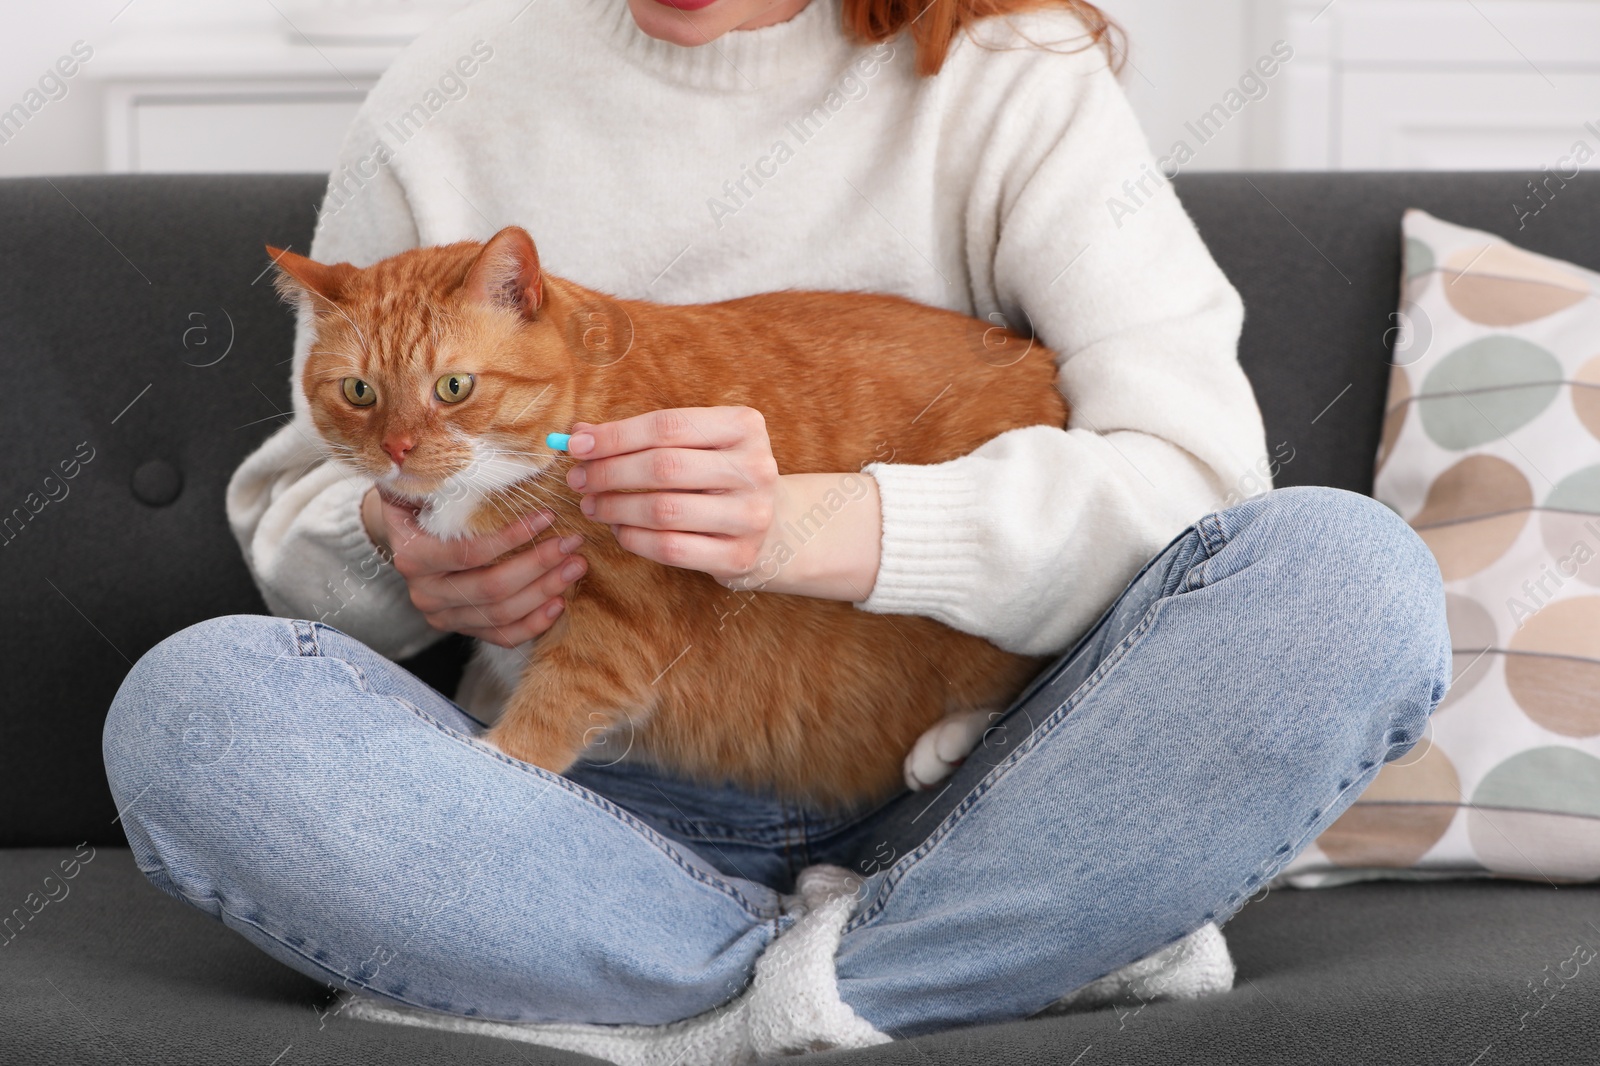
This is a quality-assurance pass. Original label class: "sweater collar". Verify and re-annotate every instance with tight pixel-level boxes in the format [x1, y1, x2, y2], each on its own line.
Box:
[572, 0, 855, 92]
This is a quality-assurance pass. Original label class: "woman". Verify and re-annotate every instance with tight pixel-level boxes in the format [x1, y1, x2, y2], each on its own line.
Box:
[102, 0, 1452, 1057]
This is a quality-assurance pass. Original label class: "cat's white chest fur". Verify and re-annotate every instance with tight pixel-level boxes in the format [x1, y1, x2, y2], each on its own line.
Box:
[415, 491, 483, 541]
[401, 436, 546, 542]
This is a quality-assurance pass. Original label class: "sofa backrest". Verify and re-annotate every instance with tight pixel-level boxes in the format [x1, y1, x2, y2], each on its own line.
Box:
[1182, 171, 1600, 491]
[2, 172, 1594, 846]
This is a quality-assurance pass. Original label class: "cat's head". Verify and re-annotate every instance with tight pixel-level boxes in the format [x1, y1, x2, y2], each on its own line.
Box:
[269, 226, 580, 538]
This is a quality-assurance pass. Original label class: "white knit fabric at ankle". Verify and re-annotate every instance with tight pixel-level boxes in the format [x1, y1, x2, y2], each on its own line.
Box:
[1042, 920, 1235, 1012]
[339, 865, 1234, 1064]
[339, 866, 888, 1064]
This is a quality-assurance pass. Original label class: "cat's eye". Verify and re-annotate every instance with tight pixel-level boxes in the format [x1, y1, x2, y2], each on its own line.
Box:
[341, 377, 376, 407]
[435, 373, 474, 403]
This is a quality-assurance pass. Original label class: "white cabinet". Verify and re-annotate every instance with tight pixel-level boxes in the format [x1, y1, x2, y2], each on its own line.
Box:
[88, 0, 473, 173]
[89, 35, 396, 173]
[1336, 70, 1600, 172]
[1270, 0, 1600, 170]
[106, 80, 371, 173]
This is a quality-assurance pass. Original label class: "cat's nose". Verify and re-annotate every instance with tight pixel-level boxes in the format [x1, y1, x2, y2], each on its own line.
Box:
[382, 436, 414, 465]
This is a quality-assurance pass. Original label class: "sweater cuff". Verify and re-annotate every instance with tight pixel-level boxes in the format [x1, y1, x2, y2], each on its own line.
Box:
[856, 460, 989, 624]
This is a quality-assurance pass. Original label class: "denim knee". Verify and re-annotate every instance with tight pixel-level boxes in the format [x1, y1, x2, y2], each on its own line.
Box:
[103, 614, 304, 890]
[104, 613, 293, 786]
[1214, 486, 1453, 758]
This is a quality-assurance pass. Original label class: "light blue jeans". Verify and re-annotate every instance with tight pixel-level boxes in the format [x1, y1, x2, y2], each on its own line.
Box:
[102, 486, 1451, 1038]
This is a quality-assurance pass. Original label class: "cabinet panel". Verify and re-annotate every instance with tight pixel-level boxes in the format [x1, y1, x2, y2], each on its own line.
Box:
[1338, 71, 1600, 170]
[127, 92, 366, 172]
[1334, 0, 1600, 65]
[1274, 0, 1600, 170]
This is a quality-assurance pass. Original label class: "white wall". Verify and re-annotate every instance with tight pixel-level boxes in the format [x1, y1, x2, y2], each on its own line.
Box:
[0, 0, 406, 177]
[1102, 0, 1280, 171]
[0, 1, 120, 176]
[2, 0, 1287, 178]
[3, 0, 1592, 177]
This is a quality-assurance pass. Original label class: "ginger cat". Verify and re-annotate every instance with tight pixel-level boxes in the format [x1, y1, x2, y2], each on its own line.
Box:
[271, 227, 1067, 810]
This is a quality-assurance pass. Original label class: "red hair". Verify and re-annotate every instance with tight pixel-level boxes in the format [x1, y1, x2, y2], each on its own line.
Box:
[842, 0, 1126, 77]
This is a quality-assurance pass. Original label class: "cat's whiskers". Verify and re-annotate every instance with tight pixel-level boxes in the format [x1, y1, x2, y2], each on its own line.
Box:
[317, 437, 359, 456]
[484, 448, 578, 465]
[313, 441, 365, 470]
[427, 430, 580, 539]
[460, 465, 552, 507]
[468, 473, 581, 538]
[299, 432, 396, 493]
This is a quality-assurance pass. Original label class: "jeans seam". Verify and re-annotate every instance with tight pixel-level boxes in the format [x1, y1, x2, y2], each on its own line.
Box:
[295, 619, 324, 657]
[1204, 752, 1384, 927]
[303, 621, 375, 693]
[158, 878, 490, 1018]
[798, 793, 903, 848]
[656, 801, 887, 847]
[843, 596, 1170, 934]
[659, 821, 792, 846]
[394, 698, 780, 922]
[1199, 511, 1228, 558]
[958, 532, 1190, 744]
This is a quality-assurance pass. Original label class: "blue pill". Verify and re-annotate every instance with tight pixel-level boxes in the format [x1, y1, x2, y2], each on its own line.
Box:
[546, 432, 572, 452]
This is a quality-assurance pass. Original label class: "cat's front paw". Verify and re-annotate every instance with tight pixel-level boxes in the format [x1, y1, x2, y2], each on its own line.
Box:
[484, 720, 580, 776]
[903, 710, 994, 791]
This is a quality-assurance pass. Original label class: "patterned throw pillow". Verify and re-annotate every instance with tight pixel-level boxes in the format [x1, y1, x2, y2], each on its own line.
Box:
[1282, 208, 1600, 886]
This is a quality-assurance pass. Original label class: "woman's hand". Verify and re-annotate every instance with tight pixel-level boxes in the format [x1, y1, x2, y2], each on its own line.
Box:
[564, 407, 883, 601]
[361, 486, 587, 648]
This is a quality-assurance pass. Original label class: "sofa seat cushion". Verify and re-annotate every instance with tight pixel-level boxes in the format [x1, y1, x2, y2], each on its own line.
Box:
[6, 847, 1596, 1065]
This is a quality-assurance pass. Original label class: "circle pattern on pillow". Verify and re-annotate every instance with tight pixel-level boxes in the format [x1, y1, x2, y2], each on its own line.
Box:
[1506, 596, 1600, 737]
[1574, 354, 1600, 439]
[1467, 748, 1600, 880]
[1418, 336, 1562, 450]
[1376, 364, 1411, 476]
[1411, 454, 1531, 580]
[1440, 592, 1496, 711]
[1442, 242, 1591, 325]
[1540, 465, 1600, 588]
[1318, 736, 1460, 868]
[1284, 209, 1600, 886]
[1406, 237, 1436, 300]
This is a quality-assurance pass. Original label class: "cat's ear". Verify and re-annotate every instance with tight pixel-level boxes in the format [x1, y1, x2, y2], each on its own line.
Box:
[266, 246, 356, 311]
[462, 227, 543, 319]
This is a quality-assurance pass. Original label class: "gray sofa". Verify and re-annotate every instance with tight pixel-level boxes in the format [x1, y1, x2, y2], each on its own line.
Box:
[2, 172, 1595, 1064]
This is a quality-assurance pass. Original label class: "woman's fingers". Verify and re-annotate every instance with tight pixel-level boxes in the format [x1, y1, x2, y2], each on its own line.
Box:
[426, 550, 586, 633]
[611, 525, 762, 578]
[446, 531, 581, 606]
[458, 597, 569, 648]
[374, 489, 587, 646]
[582, 489, 770, 537]
[568, 446, 747, 494]
[567, 406, 763, 459]
[411, 532, 582, 613]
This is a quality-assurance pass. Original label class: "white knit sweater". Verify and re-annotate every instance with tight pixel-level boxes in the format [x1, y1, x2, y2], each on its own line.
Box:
[226, 0, 1268, 696]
